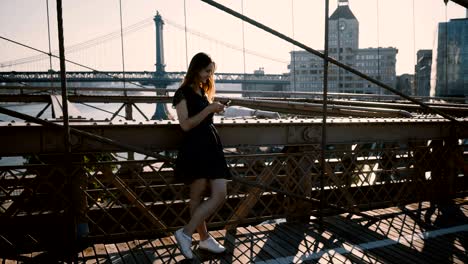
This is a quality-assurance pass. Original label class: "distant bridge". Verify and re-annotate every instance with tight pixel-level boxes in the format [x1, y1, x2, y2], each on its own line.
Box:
[0, 71, 289, 86]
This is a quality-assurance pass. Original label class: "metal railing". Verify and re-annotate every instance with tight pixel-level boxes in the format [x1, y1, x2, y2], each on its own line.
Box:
[0, 112, 466, 256]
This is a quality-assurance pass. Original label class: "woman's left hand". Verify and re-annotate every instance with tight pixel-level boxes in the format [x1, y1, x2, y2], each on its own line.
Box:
[207, 102, 225, 113]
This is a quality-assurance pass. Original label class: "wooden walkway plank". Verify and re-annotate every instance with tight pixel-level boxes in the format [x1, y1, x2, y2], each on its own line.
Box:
[324, 215, 428, 264]
[273, 222, 347, 263]
[275, 222, 371, 263]
[278, 222, 377, 264]
[273, 223, 335, 263]
[350, 208, 466, 264]
[273, 223, 330, 263]
[127, 239, 156, 264]
[217, 229, 256, 264]
[104, 243, 125, 264]
[243, 225, 291, 262]
[391, 213, 447, 255]
[252, 223, 305, 259]
[152, 236, 186, 263]
[248, 224, 297, 263]
[79, 245, 97, 264]
[89, 244, 109, 263]
[343, 213, 433, 264]
[148, 237, 178, 263]
[381, 205, 468, 263]
[315, 226, 383, 264]
[235, 226, 278, 263]
[367, 213, 426, 251]
[202, 229, 244, 263]
[3, 202, 467, 263]
[114, 241, 135, 263]
[371, 214, 446, 262]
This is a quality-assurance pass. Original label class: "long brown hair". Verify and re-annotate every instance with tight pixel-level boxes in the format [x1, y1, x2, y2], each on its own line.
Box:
[180, 52, 216, 102]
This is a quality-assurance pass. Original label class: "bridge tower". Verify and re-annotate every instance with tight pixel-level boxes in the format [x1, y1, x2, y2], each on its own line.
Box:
[154, 11, 166, 74]
[152, 11, 171, 120]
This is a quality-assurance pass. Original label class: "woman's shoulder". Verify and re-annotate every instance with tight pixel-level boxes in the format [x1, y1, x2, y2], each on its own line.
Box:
[172, 85, 192, 107]
[177, 84, 194, 93]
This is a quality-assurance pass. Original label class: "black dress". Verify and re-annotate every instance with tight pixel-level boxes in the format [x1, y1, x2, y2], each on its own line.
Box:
[172, 85, 231, 184]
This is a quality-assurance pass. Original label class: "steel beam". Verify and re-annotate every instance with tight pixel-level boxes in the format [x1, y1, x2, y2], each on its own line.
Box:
[1, 85, 467, 103]
[1, 118, 466, 155]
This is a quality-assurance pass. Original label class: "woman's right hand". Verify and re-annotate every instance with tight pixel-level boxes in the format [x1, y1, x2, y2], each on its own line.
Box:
[207, 102, 225, 113]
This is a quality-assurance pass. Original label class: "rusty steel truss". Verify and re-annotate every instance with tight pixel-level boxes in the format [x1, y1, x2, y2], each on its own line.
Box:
[0, 114, 467, 256]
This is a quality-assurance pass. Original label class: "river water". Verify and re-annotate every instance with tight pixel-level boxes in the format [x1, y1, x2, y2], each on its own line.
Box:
[0, 83, 242, 122]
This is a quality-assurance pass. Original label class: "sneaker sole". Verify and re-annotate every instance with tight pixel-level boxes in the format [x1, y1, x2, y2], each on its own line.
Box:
[175, 232, 193, 259]
[199, 246, 226, 254]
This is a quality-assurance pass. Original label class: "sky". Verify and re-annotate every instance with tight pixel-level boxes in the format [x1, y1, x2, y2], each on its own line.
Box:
[0, 0, 466, 76]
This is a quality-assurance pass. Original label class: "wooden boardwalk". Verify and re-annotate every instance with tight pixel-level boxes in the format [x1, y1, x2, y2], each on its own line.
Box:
[3, 199, 467, 264]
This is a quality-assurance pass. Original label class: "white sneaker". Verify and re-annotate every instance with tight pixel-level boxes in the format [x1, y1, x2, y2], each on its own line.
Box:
[199, 235, 226, 253]
[174, 228, 193, 259]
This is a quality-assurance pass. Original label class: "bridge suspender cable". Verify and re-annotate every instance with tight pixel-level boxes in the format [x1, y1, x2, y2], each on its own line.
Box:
[376, 0, 381, 96]
[184, 0, 189, 69]
[118, 0, 127, 91]
[199, 0, 461, 124]
[241, 0, 246, 80]
[444, 3, 448, 98]
[290, 0, 296, 93]
[412, 0, 416, 80]
[45, 0, 54, 93]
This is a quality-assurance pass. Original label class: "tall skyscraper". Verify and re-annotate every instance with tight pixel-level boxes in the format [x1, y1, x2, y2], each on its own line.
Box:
[289, 0, 397, 94]
[414, 50, 432, 96]
[430, 18, 468, 97]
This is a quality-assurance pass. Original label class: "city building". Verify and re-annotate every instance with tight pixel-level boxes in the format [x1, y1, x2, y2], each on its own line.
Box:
[396, 74, 414, 96]
[430, 17, 468, 97]
[241, 67, 286, 97]
[414, 50, 432, 96]
[289, 0, 397, 94]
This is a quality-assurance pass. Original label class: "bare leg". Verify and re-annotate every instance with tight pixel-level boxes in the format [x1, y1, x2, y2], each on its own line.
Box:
[188, 179, 209, 240]
[183, 179, 227, 236]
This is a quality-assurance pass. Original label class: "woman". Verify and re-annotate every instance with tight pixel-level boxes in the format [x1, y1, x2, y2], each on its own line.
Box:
[172, 52, 231, 259]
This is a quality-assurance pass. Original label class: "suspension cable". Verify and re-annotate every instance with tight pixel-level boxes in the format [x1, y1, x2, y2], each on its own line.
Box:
[0, 35, 149, 90]
[444, 3, 448, 96]
[164, 18, 287, 64]
[183, 0, 189, 69]
[118, 0, 127, 91]
[2, 14, 286, 68]
[1, 18, 153, 68]
[290, 0, 296, 93]
[376, 0, 381, 96]
[241, 0, 246, 78]
[45, 0, 54, 93]
[412, 0, 416, 81]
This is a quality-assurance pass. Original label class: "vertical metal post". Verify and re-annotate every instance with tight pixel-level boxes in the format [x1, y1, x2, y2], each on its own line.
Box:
[320, 0, 330, 226]
[56, 2, 76, 260]
[56, 0, 70, 153]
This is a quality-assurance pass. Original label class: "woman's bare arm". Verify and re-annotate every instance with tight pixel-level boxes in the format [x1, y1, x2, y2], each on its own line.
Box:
[175, 99, 224, 131]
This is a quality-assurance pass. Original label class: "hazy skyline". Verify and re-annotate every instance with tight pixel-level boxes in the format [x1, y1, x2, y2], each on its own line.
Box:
[0, 0, 466, 76]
